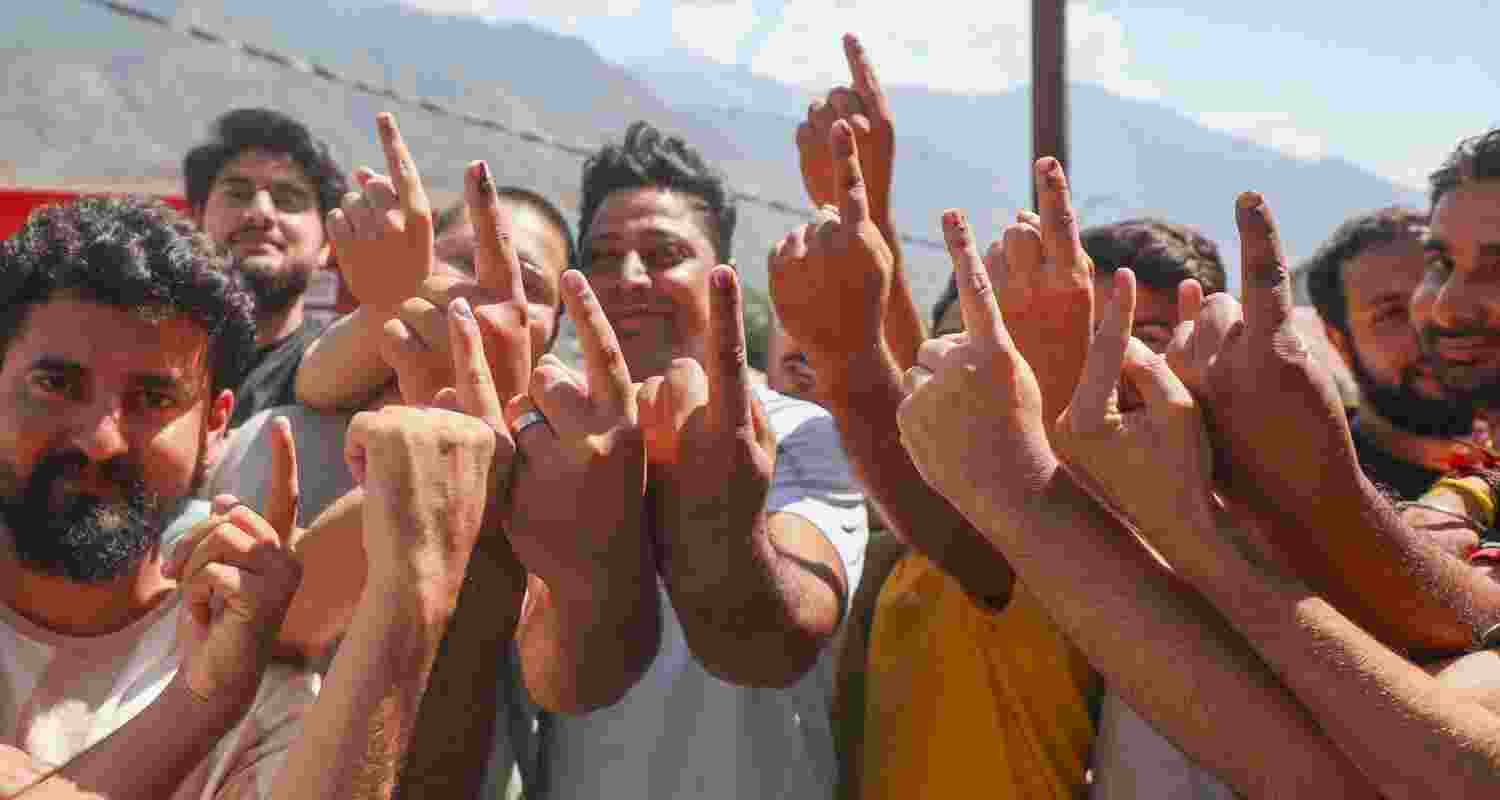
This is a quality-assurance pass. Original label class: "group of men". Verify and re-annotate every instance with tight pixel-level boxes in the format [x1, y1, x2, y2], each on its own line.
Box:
[3, 30, 1500, 800]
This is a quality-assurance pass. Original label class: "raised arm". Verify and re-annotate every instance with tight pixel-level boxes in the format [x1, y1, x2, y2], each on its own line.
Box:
[796, 33, 924, 367]
[298, 112, 435, 411]
[896, 209, 1378, 798]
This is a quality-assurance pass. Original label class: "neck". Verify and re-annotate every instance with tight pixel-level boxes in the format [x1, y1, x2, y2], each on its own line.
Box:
[0, 537, 173, 637]
[1357, 403, 1469, 472]
[257, 299, 304, 348]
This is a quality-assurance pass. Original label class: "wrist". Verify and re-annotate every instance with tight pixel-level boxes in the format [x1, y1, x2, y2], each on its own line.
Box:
[812, 344, 899, 405]
[161, 673, 255, 736]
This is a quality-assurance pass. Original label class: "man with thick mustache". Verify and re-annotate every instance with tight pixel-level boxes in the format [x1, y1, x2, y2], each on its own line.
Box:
[185, 108, 348, 427]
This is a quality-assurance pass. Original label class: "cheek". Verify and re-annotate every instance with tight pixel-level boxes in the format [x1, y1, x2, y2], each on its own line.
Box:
[136, 416, 205, 497]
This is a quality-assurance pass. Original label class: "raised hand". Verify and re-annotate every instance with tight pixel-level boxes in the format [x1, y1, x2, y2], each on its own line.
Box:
[897, 210, 1054, 509]
[1056, 268, 1217, 549]
[990, 159, 1096, 431]
[771, 120, 894, 365]
[164, 418, 304, 713]
[1166, 193, 1358, 510]
[503, 270, 648, 587]
[326, 112, 436, 314]
[655, 266, 777, 532]
[381, 162, 534, 413]
[797, 34, 895, 223]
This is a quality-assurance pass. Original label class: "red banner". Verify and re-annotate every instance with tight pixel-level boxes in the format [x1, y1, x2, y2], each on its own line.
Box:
[0, 187, 190, 241]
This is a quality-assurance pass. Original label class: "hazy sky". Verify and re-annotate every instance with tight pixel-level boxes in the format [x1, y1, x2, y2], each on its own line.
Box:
[405, 0, 1499, 191]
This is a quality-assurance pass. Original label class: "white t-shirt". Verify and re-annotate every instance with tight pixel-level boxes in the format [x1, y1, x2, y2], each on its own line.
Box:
[541, 386, 869, 800]
[0, 508, 320, 799]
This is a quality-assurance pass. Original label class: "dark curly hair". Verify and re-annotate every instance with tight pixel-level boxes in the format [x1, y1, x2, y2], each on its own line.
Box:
[0, 196, 258, 396]
[1431, 127, 1500, 208]
[1082, 218, 1227, 295]
[183, 108, 348, 217]
[577, 121, 737, 267]
[1302, 207, 1429, 335]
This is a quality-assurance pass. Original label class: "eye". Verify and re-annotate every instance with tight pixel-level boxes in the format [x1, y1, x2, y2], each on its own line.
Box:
[272, 187, 313, 213]
[133, 389, 179, 412]
[645, 244, 687, 269]
[1424, 252, 1455, 278]
[30, 372, 69, 398]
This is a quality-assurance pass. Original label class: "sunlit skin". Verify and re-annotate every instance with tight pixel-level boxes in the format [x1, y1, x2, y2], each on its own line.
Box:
[0, 300, 232, 636]
[432, 202, 566, 356]
[193, 149, 330, 344]
[766, 323, 818, 403]
[1413, 182, 1500, 403]
[582, 188, 717, 380]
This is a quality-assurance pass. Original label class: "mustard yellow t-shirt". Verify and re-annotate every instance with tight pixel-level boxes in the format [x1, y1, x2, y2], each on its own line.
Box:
[860, 552, 1097, 799]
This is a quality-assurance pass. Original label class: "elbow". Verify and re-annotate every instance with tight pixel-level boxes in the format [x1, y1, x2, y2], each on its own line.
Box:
[687, 623, 827, 690]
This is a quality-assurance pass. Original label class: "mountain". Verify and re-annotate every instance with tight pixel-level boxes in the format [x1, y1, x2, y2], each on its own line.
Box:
[4, 1, 1424, 317]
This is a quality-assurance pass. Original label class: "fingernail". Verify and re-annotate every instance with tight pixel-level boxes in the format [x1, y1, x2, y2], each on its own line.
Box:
[942, 209, 965, 232]
[475, 161, 493, 195]
[1237, 191, 1262, 212]
[451, 296, 474, 320]
[713, 269, 732, 289]
[378, 113, 394, 133]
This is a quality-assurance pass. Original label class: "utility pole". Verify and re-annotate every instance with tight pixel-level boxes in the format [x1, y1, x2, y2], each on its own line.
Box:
[1031, 0, 1068, 209]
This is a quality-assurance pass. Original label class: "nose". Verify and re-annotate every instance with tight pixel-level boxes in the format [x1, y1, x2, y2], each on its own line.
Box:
[1431, 270, 1492, 332]
[242, 189, 276, 227]
[618, 251, 651, 291]
[70, 398, 129, 464]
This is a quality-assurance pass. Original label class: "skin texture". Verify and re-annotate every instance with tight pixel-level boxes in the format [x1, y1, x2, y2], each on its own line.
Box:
[1413, 181, 1500, 403]
[0, 300, 306, 798]
[193, 149, 329, 346]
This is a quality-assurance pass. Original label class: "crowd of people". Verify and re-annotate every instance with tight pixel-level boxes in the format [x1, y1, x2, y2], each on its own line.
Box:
[2, 30, 1500, 799]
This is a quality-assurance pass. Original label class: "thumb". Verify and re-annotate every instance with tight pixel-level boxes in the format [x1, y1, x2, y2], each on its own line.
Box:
[831, 119, 871, 226]
[262, 416, 299, 546]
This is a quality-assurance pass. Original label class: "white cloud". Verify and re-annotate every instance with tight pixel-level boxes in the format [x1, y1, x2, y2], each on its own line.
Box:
[671, 0, 757, 63]
[747, 1, 1159, 99]
[1193, 112, 1327, 161]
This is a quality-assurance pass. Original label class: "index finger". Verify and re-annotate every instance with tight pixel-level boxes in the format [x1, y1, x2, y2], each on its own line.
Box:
[1070, 268, 1136, 426]
[376, 113, 431, 223]
[1035, 158, 1092, 280]
[1235, 192, 1293, 337]
[262, 416, 299, 545]
[560, 270, 633, 415]
[707, 265, 753, 434]
[843, 34, 889, 121]
[448, 297, 507, 432]
[831, 120, 870, 225]
[942, 209, 1013, 351]
[465, 160, 526, 300]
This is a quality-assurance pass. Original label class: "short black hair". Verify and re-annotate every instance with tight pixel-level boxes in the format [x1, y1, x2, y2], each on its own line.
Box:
[0, 196, 257, 397]
[183, 108, 348, 218]
[1303, 207, 1428, 335]
[1082, 219, 1227, 295]
[577, 121, 737, 266]
[1431, 127, 1500, 208]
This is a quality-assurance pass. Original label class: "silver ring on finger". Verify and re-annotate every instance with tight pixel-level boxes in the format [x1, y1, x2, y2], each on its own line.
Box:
[511, 409, 551, 438]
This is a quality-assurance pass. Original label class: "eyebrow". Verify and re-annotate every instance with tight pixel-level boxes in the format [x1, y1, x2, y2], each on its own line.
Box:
[32, 356, 85, 376]
[1482, 243, 1500, 259]
[216, 175, 313, 194]
[589, 228, 684, 245]
[1424, 237, 1448, 253]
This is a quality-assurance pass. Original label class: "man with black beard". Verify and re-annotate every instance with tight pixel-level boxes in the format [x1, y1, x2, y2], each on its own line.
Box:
[185, 108, 348, 427]
[1306, 206, 1479, 500]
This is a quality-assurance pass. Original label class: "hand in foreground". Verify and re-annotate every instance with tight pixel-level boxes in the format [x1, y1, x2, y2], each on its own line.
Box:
[771, 120, 893, 365]
[1056, 268, 1217, 550]
[327, 112, 435, 314]
[346, 297, 505, 592]
[645, 267, 776, 545]
[1166, 193, 1358, 511]
[990, 159, 1096, 431]
[798, 33, 895, 223]
[898, 210, 1054, 510]
[503, 269, 647, 587]
[381, 161, 534, 413]
[164, 418, 303, 714]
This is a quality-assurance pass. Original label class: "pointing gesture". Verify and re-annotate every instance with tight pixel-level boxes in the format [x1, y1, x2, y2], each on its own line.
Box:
[164, 418, 304, 715]
[798, 34, 895, 223]
[328, 112, 436, 313]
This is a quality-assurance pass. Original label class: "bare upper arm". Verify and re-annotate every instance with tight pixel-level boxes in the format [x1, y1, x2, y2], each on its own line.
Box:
[767, 510, 850, 636]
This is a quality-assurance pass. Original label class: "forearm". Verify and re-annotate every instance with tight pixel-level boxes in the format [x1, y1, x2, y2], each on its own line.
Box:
[817, 348, 1014, 607]
[269, 578, 453, 800]
[397, 540, 528, 798]
[658, 500, 836, 687]
[295, 309, 393, 411]
[874, 220, 924, 371]
[2, 682, 247, 799]
[518, 527, 661, 711]
[1196, 518, 1500, 798]
[1262, 475, 1497, 655]
[956, 465, 1375, 797]
[280, 488, 369, 659]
